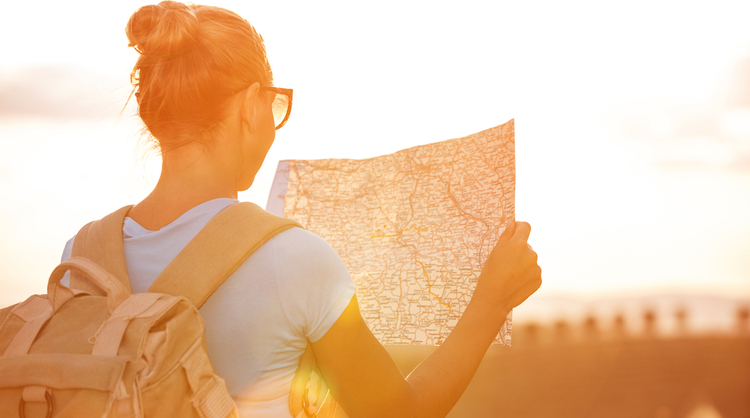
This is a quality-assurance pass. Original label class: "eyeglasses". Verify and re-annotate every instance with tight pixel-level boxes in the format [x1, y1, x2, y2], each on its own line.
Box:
[260, 86, 293, 130]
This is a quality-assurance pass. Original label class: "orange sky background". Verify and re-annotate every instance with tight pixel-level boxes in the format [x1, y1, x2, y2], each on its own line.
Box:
[1, 0, 749, 313]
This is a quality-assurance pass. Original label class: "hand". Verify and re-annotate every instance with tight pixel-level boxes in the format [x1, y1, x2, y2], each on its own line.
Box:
[474, 221, 542, 316]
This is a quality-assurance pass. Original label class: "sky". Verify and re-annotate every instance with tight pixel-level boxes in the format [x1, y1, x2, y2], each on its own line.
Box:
[1, 0, 749, 312]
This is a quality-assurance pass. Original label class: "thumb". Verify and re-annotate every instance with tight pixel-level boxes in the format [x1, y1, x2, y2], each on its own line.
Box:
[497, 220, 516, 244]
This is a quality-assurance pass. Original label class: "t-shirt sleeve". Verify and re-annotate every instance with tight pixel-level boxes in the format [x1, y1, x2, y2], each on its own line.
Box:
[270, 228, 357, 343]
[61, 236, 74, 262]
[60, 236, 75, 287]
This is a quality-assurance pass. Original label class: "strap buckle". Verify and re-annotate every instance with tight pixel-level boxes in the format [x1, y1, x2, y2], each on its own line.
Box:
[19, 390, 53, 418]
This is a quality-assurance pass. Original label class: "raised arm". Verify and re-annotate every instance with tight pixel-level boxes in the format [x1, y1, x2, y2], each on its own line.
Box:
[311, 221, 542, 418]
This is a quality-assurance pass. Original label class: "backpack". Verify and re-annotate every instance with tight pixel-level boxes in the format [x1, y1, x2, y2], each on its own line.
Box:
[0, 202, 336, 418]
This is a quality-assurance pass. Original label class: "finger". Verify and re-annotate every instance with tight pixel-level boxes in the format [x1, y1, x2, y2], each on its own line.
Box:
[507, 272, 542, 308]
[512, 221, 531, 242]
[523, 275, 543, 302]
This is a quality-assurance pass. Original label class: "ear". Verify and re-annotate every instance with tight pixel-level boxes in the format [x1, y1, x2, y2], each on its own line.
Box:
[240, 83, 261, 133]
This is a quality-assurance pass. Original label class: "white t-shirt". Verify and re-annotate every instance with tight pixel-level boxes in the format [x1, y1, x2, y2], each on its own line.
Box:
[61, 198, 357, 417]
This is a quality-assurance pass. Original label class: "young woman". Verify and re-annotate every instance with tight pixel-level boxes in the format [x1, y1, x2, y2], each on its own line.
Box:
[63, 2, 542, 417]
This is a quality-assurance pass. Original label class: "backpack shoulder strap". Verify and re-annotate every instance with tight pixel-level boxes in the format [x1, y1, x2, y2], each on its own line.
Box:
[70, 205, 134, 295]
[147, 201, 301, 308]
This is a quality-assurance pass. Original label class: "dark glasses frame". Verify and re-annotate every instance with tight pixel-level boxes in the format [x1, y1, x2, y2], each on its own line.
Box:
[260, 86, 293, 130]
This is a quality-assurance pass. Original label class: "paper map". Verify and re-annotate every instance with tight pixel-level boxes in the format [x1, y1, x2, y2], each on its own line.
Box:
[267, 120, 515, 345]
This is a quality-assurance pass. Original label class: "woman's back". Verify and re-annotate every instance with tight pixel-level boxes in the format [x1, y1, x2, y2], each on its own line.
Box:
[63, 198, 355, 417]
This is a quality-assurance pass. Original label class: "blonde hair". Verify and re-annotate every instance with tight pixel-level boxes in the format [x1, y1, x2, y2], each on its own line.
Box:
[126, 1, 272, 152]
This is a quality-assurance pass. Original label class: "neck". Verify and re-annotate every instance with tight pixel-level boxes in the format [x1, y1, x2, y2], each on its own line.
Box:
[128, 139, 241, 230]
[127, 93, 265, 231]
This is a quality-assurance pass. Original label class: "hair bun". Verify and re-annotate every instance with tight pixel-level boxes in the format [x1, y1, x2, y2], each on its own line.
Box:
[126, 1, 199, 57]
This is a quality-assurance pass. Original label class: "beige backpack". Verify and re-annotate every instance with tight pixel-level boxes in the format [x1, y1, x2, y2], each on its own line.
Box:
[0, 202, 335, 418]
